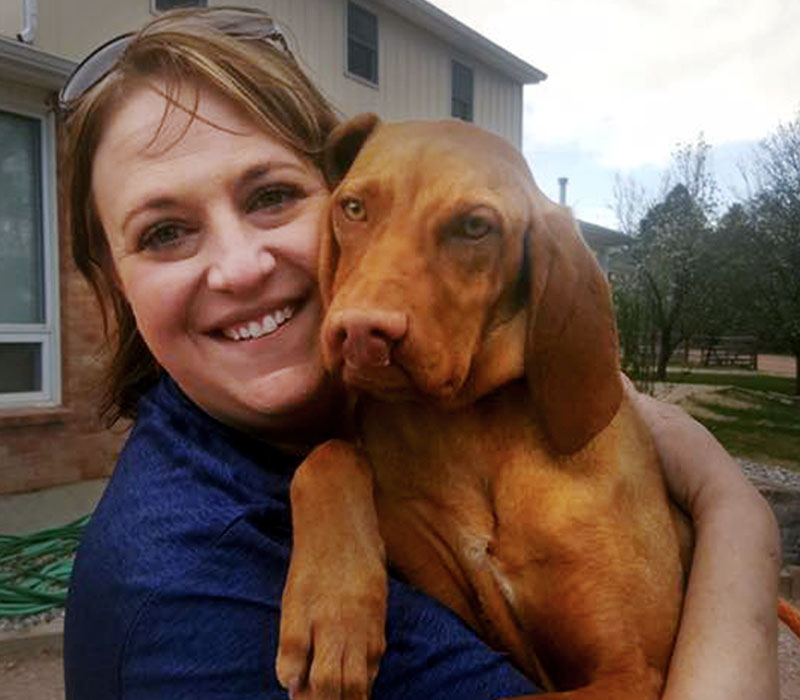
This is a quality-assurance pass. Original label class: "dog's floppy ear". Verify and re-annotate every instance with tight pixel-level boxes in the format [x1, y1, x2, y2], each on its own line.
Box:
[323, 112, 381, 188]
[318, 114, 381, 307]
[525, 202, 623, 454]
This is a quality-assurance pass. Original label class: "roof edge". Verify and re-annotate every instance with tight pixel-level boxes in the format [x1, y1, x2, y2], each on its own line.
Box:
[371, 0, 547, 85]
[0, 37, 74, 90]
[578, 220, 629, 247]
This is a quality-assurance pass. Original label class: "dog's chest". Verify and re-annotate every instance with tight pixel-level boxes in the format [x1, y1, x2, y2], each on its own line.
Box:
[356, 384, 609, 632]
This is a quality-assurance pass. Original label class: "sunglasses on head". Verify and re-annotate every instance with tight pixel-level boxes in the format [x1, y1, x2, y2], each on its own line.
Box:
[58, 8, 291, 109]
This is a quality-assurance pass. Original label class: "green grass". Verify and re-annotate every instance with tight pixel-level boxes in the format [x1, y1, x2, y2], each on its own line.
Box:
[665, 369, 797, 395]
[677, 386, 800, 470]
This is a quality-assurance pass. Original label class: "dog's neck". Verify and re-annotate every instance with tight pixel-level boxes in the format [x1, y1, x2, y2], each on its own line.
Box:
[446, 311, 528, 408]
[353, 379, 547, 481]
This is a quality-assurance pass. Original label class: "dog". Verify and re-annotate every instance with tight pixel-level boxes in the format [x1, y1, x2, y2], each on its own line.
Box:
[278, 114, 693, 699]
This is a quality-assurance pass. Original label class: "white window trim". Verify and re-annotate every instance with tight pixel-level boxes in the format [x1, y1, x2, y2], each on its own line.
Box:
[0, 96, 62, 408]
[344, 0, 380, 88]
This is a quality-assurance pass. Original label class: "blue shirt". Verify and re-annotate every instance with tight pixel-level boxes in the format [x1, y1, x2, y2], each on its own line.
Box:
[64, 375, 538, 699]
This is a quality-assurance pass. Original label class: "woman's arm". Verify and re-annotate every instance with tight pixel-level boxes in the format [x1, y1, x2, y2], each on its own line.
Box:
[627, 381, 781, 700]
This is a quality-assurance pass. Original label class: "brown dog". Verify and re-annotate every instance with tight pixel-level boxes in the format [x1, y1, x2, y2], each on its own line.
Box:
[278, 115, 692, 699]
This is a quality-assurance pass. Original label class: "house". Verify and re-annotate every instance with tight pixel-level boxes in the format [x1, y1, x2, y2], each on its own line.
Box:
[579, 221, 629, 274]
[556, 177, 629, 274]
[0, 0, 546, 494]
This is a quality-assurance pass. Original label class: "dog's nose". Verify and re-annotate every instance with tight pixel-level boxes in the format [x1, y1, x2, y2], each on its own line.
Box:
[327, 309, 408, 370]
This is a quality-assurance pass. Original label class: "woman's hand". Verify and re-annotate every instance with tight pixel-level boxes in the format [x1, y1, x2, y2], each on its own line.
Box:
[625, 379, 781, 700]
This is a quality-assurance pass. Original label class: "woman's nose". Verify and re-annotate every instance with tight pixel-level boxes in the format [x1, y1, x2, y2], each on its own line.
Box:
[206, 221, 277, 292]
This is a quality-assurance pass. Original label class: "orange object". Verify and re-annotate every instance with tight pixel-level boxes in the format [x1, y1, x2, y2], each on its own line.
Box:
[779, 597, 800, 638]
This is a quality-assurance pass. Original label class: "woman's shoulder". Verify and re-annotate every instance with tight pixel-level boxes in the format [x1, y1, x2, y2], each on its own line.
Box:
[64, 479, 294, 700]
[64, 375, 300, 698]
[79, 374, 299, 583]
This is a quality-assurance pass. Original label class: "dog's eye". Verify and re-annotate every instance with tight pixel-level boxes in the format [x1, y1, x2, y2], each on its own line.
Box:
[341, 197, 367, 221]
[458, 209, 498, 239]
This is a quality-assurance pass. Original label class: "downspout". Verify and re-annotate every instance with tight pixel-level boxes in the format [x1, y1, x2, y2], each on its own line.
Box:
[17, 0, 38, 44]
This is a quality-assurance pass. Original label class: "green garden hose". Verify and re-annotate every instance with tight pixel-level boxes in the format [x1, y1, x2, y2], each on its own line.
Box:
[0, 515, 90, 618]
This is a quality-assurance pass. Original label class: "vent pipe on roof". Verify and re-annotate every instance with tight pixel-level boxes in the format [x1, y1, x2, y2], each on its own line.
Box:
[558, 177, 568, 206]
[17, 0, 38, 44]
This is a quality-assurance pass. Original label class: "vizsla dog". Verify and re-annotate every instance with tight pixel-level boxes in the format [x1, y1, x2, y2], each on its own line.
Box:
[278, 115, 693, 699]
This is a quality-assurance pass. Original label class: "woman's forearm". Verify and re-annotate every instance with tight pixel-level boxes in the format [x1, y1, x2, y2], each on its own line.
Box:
[663, 488, 780, 700]
[626, 380, 781, 699]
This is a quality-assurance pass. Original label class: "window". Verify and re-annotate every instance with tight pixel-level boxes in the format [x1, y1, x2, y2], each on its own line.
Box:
[152, 0, 207, 12]
[451, 60, 474, 122]
[347, 2, 378, 85]
[0, 107, 59, 405]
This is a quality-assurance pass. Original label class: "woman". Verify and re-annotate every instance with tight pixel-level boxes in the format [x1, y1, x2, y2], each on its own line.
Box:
[60, 7, 779, 699]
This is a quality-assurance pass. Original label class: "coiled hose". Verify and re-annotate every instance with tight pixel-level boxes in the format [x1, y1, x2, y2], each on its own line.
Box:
[0, 515, 89, 618]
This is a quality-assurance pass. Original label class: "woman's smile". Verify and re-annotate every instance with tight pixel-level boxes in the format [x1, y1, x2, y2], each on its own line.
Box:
[219, 302, 296, 341]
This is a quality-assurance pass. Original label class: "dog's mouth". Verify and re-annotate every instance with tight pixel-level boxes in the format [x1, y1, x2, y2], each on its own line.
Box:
[338, 353, 468, 405]
[340, 361, 418, 401]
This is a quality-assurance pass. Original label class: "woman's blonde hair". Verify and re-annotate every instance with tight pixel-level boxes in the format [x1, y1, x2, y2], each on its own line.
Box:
[59, 6, 338, 424]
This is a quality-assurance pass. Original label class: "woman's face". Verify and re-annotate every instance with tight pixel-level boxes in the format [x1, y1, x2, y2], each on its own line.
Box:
[92, 82, 331, 435]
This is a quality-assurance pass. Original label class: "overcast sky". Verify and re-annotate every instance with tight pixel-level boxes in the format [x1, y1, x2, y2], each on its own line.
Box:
[429, 0, 800, 228]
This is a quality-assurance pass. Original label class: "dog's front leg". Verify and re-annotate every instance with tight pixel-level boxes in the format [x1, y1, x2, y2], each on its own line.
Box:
[277, 440, 387, 699]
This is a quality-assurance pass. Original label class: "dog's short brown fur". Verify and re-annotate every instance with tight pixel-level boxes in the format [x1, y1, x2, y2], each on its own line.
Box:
[280, 115, 692, 699]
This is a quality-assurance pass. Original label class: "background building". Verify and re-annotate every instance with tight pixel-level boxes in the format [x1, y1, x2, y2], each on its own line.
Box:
[0, 0, 545, 493]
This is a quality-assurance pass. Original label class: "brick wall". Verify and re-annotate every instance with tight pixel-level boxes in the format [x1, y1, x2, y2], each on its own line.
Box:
[0, 206, 127, 495]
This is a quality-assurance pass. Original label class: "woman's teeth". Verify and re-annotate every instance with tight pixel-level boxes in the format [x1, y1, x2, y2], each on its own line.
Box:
[222, 305, 295, 341]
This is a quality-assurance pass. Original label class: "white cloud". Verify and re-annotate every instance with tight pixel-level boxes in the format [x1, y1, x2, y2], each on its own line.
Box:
[430, 0, 800, 170]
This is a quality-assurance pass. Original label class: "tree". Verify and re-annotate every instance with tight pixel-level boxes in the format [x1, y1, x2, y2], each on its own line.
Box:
[709, 203, 760, 336]
[712, 112, 800, 395]
[632, 184, 715, 378]
[617, 137, 718, 380]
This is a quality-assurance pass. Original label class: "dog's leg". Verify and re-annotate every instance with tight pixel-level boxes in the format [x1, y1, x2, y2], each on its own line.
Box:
[500, 667, 663, 700]
[277, 440, 387, 699]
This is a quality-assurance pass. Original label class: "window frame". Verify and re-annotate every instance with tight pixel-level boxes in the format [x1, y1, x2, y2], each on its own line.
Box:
[451, 59, 475, 122]
[345, 0, 379, 87]
[150, 0, 207, 14]
[0, 97, 61, 407]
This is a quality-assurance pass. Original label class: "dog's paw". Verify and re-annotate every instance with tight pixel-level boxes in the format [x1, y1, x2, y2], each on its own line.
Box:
[277, 440, 388, 699]
[276, 573, 387, 699]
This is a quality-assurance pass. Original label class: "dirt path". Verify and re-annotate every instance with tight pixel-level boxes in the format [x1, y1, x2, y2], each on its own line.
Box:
[760, 354, 796, 377]
[782, 625, 800, 699]
[0, 647, 62, 700]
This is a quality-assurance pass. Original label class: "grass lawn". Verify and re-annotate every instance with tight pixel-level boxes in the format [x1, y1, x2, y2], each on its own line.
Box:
[665, 369, 797, 395]
[660, 371, 800, 470]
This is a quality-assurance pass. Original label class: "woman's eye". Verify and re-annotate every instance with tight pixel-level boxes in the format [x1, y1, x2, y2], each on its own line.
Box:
[340, 197, 366, 221]
[246, 185, 300, 213]
[138, 222, 190, 252]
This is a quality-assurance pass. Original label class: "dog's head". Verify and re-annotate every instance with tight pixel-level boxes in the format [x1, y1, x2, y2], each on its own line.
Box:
[319, 114, 622, 454]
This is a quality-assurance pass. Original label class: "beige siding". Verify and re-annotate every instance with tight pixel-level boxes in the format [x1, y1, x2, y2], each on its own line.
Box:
[0, 2, 23, 41]
[21, 0, 151, 60]
[261, 0, 523, 147]
[4, 0, 523, 148]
